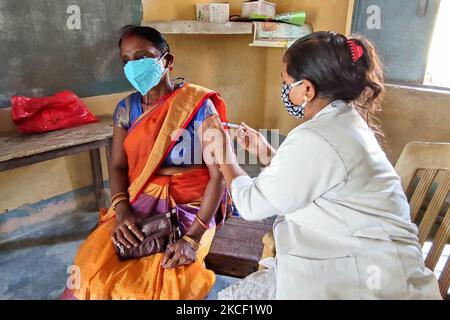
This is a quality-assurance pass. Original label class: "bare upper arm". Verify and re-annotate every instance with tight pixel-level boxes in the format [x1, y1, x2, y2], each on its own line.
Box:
[198, 109, 222, 179]
[111, 125, 128, 171]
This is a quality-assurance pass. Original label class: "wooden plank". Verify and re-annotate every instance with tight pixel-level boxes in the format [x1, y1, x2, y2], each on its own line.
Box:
[104, 139, 113, 208]
[105, 138, 113, 171]
[0, 139, 111, 172]
[0, 119, 113, 163]
[409, 168, 438, 222]
[217, 215, 273, 230]
[438, 257, 450, 299]
[395, 142, 450, 193]
[213, 226, 271, 245]
[143, 21, 253, 35]
[418, 170, 450, 245]
[425, 206, 450, 270]
[206, 252, 260, 278]
[90, 149, 105, 210]
[210, 235, 264, 258]
[206, 217, 274, 278]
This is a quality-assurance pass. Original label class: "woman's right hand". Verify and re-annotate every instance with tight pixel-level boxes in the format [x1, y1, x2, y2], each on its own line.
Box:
[237, 123, 275, 166]
[112, 204, 144, 249]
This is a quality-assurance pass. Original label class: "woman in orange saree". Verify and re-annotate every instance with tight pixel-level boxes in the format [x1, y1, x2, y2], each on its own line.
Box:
[61, 26, 230, 300]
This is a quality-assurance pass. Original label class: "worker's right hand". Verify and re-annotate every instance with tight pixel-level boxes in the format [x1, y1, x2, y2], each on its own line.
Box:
[112, 206, 144, 249]
[237, 123, 275, 166]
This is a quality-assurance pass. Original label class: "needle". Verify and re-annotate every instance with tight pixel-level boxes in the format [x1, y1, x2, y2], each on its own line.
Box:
[221, 122, 241, 129]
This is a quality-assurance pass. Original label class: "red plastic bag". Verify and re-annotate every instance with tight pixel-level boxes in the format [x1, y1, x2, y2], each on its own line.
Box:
[11, 90, 98, 133]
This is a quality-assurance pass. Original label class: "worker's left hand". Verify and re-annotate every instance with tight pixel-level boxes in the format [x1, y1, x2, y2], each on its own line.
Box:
[161, 239, 197, 269]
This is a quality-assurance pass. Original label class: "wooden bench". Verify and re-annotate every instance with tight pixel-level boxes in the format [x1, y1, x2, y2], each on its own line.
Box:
[206, 216, 274, 278]
[0, 118, 113, 209]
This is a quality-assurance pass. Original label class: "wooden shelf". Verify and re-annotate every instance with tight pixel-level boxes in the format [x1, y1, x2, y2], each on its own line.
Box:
[142, 20, 312, 48]
[142, 20, 253, 35]
[250, 41, 293, 48]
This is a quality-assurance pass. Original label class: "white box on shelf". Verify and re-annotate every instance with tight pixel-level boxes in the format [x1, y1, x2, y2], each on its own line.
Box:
[250, 22, 313, 48]
[196, 3, 230, 23]
[254, 22, 312, 40]
[242, 0, 276, 18]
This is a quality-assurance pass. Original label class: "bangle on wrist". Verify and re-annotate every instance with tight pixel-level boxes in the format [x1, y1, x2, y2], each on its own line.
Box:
[195, 215, 210, 230]
[112, 196, 128, 210]
[182, 234, 200, 250]
[111, 192, 128, 202]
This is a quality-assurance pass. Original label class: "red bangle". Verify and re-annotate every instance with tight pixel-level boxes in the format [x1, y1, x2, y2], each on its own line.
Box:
[195, 215, 209, 229]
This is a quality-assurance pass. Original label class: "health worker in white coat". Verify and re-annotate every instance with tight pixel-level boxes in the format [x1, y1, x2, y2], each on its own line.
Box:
[204, 31, 441, 300]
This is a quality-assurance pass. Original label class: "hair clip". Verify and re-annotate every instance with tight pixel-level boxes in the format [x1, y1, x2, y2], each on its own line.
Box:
[346, 40, 364, 62]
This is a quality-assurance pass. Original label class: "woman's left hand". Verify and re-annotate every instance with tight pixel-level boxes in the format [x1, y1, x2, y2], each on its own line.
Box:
[161, 239, 197, 269]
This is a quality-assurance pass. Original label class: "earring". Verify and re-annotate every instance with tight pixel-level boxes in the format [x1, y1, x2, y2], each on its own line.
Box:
[170, 66, 174, 71]
[301, 96, 308, 108]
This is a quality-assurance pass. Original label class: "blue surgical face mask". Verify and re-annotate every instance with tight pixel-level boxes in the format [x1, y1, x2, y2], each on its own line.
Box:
[281, 80, 307, 119]
[124, 52, 168, 96]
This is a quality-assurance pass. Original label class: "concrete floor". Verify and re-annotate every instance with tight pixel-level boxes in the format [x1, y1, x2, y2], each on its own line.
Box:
[0, 210, 237, 300]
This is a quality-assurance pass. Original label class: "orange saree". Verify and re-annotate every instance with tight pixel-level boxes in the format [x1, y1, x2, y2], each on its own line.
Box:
[65, 84, 228, 300]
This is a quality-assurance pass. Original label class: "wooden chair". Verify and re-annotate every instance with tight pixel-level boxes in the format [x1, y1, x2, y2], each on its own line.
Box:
[395, 142, 450, 299]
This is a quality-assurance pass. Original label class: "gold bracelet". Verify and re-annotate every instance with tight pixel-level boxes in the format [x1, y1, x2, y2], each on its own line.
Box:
[182, 234, 200, 251]
[111, 192, 128, 203]
[112, 196, 128, 210]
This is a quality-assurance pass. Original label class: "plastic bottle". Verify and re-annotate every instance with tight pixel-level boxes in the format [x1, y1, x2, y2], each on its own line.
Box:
[274, 11, 306, 26]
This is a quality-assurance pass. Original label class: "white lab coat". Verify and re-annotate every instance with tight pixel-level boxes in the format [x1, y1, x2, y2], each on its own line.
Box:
[228, 100, 441, 300]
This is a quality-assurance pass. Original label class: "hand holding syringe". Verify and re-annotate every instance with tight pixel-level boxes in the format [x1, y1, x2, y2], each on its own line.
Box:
[220, 121, 275, 166]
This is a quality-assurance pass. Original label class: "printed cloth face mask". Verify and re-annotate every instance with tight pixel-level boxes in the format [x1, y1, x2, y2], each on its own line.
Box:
[124, 52, 168, 96]
[281, 80, 307, 119]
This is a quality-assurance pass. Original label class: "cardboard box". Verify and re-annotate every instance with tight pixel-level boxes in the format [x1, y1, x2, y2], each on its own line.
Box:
[196, 3, 230, 23]
[242, 0, 276, 18]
